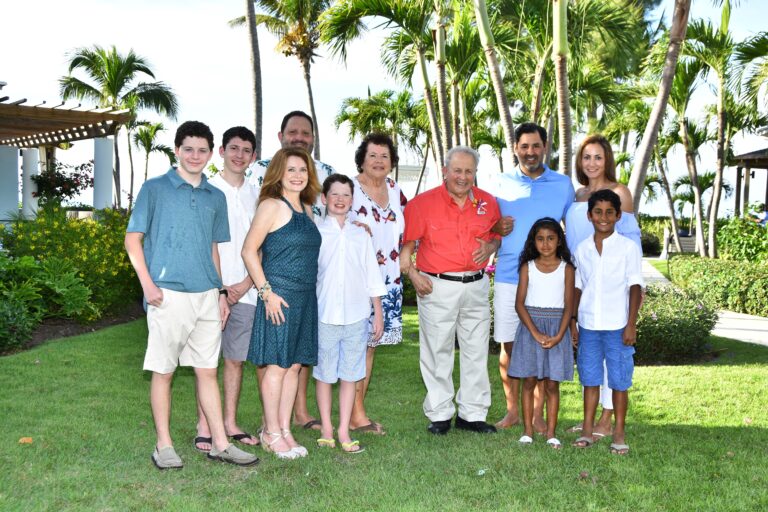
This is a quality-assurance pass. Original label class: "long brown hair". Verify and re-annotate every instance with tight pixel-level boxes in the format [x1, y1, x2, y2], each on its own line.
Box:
[259, 148, 321, 206]
[575, 134, 616, 187]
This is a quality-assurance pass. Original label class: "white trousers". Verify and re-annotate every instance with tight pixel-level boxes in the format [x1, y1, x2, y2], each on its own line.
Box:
[417, 273, 492, 422]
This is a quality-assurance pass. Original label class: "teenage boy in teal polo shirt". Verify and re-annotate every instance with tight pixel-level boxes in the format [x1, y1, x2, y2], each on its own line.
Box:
[125, 121, 258, 469]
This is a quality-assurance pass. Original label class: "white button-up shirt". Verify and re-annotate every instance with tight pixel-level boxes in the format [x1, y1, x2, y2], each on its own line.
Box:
[574, 231, 644, 330]
[316, 215, 387, 325]
[209, 174, 259, 305]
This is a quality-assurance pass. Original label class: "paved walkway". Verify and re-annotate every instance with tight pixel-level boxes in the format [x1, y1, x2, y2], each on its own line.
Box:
[642, 258, 768, 348]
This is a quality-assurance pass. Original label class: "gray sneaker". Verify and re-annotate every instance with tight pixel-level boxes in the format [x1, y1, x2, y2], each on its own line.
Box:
[208, 443, 260, 466]
[152, 446, 183, 470]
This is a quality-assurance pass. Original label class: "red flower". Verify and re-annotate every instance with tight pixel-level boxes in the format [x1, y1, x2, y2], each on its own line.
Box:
[390, 249, 399, 261]
[376, 250, 386, 266]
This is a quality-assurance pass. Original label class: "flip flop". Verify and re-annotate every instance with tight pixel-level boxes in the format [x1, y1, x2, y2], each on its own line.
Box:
[229, 432, 259, 446]
[518, 435, 533, 445]
[546, 437, 562, 449]
[572, 436, 595, 448]
[301, 419, 322, 430]
[340, 440, 365, 454]
[351, 422, 385, 435]
[194, 436, 212, 453]
[316, 438, 336, 448]
[566, 424, 583, 433]
[610, 443, 630, 455]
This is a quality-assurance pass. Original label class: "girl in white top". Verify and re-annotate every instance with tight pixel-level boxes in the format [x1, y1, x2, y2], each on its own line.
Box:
[508, 218, 575, 449]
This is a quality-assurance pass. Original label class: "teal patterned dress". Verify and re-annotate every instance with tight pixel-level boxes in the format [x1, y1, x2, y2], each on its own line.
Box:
[247, 197, 321, 368]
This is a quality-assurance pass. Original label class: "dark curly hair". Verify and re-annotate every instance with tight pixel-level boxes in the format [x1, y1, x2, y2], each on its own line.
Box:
[354, 132, 399, 172]
[518, 217, 574, 270]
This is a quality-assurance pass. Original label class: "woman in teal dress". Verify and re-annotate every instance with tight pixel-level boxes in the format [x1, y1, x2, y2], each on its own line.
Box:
[243, 148, 321, 459]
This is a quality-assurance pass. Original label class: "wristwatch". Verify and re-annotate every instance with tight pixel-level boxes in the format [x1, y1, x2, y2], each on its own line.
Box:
[219, 289, 229, 298]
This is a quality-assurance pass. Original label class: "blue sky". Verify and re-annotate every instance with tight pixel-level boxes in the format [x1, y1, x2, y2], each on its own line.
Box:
[1, 0, 766, 214]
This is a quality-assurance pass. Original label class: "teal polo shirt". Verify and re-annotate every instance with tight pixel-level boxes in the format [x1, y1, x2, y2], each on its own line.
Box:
[493, 165, 574, 284]
[127, 168, 230, 292]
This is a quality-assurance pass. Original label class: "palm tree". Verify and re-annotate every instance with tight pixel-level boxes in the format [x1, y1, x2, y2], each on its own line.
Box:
[322, 0, 445, 166]
[472, 0, 516, 163]
[628, 0, 691, 212]
[243, 0, 263, 156]
[133, 122, 175, 185]
[685, 1, 768, 256]
[60, 45, 178, 209]
[233, 0, 331, 160]
[552, 0, 573, 175]
[667, 58, 709, 256]
[736, 32, 768, 109]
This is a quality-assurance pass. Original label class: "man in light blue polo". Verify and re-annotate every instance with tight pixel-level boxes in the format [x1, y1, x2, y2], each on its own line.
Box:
[125, 121, 258, 469]
[492, 122, 575, 431]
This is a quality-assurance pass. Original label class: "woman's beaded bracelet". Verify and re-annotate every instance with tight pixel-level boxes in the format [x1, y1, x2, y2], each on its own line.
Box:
[258, 281, 272, 300]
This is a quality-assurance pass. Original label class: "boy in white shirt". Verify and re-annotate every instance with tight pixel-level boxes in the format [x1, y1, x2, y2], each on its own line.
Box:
[571, 189, 643, 455]
[314, 174, 386, 454]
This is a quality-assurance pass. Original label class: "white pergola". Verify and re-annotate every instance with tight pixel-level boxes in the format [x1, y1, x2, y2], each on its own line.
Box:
[0, 84, 132, 222]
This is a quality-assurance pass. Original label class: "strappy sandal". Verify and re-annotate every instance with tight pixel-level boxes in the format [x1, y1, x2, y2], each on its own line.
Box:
[259, 430, 298, 460]
[282, 428, 308, 457]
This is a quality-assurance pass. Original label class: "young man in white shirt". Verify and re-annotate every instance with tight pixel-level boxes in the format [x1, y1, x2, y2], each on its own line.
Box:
[571, 189, 643, 455]
[314, 174, 385, 453]
[194, 126, 259, 451]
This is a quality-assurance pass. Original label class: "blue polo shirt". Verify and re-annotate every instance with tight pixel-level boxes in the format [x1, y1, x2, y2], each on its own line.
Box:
[127, 168, 230, 292]
[493, 165, 574, 284]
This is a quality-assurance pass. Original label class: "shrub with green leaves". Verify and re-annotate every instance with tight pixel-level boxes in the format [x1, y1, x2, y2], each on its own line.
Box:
[669, 255, 768, 317]
[0, 296, 37, 353]
[716, 216, 768, 262]
[1, 206, 141, 316]
[641, 232, 661, 256]
[636, 284, 717, 364]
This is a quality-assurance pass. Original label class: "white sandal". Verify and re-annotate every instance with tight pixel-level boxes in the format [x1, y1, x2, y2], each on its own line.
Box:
[546, 437, 562, 449]
[518, 435, 533, 444]
[282, 428, 308, 457]
[259, 430, 298, 460]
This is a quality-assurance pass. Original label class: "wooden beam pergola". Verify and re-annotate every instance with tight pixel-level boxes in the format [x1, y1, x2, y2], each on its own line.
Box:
[0, 102, 133, 148]
[732, 147, 768, 216]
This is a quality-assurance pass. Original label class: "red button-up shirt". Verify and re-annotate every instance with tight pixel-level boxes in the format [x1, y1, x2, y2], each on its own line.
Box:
[403, 184, 501, 273]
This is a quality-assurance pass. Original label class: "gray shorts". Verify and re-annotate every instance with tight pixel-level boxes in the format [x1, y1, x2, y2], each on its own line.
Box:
[221, 302, 256, 362]
[313, 318, 368, 384]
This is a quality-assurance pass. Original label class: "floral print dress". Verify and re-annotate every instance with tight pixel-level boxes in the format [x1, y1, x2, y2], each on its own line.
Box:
[352, 175, 407, 347]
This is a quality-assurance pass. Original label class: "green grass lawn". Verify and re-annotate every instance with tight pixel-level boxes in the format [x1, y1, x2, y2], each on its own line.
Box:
[647, 258, 671, 280]
[1, 307, 767, 511]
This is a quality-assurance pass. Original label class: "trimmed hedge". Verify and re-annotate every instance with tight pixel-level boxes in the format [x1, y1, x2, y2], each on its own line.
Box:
[635, 284, 717, 364]
[669, 255, 768, 317]
[716, 216, 768, 262]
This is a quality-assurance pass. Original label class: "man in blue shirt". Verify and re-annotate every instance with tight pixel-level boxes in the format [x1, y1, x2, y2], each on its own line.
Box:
[126, 121, 258, 469]
[491, 123, 574, 431]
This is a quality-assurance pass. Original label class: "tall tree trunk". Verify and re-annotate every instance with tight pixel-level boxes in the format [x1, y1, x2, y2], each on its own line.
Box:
[679, 118, 708, 257]
[416, 143, 430, 195]
[144, 155, 150, 184]
[553, 0, 573, 176]
[417, 47, 444, 168]
[301, 58, 321, 160]
[433, 14, 452, 156]
[530, 47, 551, 125]
[621, 132, 629, 171]
[127, 130, 135, 211]
[707, 75, 726, 258]
[460, 90, 472, 147]
[246, 0, 263, 156]
[655, 150, 683, 252]
[628, 0, 691, 212]
[113, 130, 122, 209]
[544, 112, 554, 168]
[451, 80, 461, 147]
[473, 0, 515, 162]
[498, 154, 504, 173]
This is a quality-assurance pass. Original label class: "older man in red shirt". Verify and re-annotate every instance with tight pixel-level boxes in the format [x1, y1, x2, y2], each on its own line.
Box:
[400, 146, 501, 435]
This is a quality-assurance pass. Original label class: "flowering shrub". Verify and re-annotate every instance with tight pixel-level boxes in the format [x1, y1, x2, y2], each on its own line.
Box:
[31, 161, 94, 205]
[635, 284, 718, 364]
[1, 206, 141, 316]
[669, 255, 768, 317]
